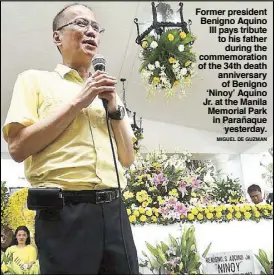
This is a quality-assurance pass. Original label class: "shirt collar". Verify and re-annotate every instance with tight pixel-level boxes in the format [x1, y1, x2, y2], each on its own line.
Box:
[54, 64, 89, 82]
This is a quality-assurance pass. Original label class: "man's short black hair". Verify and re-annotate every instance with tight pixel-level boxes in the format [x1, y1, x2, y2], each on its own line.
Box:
[52, 3, 92, 31]
[247, 184, 261, 194]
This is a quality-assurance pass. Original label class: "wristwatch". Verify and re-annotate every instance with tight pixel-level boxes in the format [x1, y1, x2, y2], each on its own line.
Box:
[108, 105, 125, 120]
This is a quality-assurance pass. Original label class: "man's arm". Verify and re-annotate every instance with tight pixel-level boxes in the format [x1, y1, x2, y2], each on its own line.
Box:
[8, 102, 82, 162]
[6, 72, 117, 163]
[110, 119, 135, 168]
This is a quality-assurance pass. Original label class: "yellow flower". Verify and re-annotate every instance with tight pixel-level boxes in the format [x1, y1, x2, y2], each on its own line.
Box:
[191, 208, 199, 215]
[169, 57, 175, 64]
[227, 206, 234, 213]
[146, 209, 153, 217]
[180, 31, 187, 39]
[216, 212, 222, 219]
[215, 206, 223, 213]
[197, 213, 204, 221]
[142, 201, 149, 208]
[136, 191, 148, 203]
[168, 34, 174, 41]
[254, 211, 261, 218]
[157, 196, 165, 205]
[6, 188, 35, 234]
[239, 207, 246, 213]
[133, 210, 140, 217]
[263, 210, 269, 216]
[138, 207, 146, 214]
[123, 191, 134, 200]
[129, 215, 136, 223]
[140, 215, 147, 222]
[235, 212, 242, 219]
[244, 212, 251, 220]
[173, 81, 179, 87]
[197, 206, 204, 212]
[208, 206, 215, 212]
[234, 206, 240, 212]
[226, 213, 233, 220]
[185, 60, 192, 67]
[191, 192, 197, 197]
[181, 214, 186, 219]
[127, 209, 131, 215]
[204, 208, 210, 214]
[244, 205, 252, 211]
[152, 208, 159, 217]
[151, 216, 157, 223]
[148, 197, 153, 203]
[188, 213, 195, 221]
[153, 77, 160, 84]
[169, 189, 179, 198]
[1, 264, 8, 273]
[142, 41, 148, 48]
[206, 213, 214, 220]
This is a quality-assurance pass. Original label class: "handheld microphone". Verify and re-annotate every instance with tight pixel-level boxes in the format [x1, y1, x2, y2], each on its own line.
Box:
[91, 55, 108, 110]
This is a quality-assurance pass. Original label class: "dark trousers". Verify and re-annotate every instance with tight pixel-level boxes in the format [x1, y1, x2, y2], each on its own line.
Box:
[35, 199, 139, 274]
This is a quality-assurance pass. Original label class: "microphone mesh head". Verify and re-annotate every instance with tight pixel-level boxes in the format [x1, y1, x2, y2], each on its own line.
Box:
[92, 54, 106, 72]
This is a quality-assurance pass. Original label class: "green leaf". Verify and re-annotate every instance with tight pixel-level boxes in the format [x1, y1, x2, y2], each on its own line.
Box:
[146, 242, 159, 258]
[160, 241, 169, 253]
[202, 242, 212, 258]
[169, 234, 178, 247]
[179, 262, 184, 272]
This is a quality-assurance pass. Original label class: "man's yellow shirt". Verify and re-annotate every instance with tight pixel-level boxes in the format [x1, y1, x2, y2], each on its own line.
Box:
[3, 64, 135, 190]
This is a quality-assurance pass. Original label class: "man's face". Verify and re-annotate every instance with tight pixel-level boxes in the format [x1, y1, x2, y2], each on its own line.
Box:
[55, 5, 100, 60]
[249, 190, 263, 204]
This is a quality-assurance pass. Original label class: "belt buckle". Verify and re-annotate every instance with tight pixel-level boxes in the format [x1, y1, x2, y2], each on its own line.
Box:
[96, 191, 112, 204]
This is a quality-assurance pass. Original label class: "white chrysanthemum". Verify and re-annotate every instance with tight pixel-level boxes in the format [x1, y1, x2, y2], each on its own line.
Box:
[141, 69, 153, 81]
[178, 44, 185, 52]
[159, 70, 166, 77]
[150, 41, 158, 49]
[147, 64, 155, 71]
[138, 51, 144, 59]
[181, 68, 188, 76]
[155, 61, 160, 68]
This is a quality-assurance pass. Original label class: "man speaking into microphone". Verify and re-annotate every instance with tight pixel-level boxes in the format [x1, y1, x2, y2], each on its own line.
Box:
[2, 3, 139, 274]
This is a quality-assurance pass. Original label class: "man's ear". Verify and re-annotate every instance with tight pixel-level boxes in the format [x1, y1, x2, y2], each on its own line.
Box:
[53, 31, 62, 47]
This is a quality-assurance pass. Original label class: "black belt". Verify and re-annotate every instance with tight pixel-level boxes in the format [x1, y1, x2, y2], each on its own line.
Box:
[62, 189, 120, 204]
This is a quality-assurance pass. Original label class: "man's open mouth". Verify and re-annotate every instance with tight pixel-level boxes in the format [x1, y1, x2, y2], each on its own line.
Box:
[83, 40, 97, 47]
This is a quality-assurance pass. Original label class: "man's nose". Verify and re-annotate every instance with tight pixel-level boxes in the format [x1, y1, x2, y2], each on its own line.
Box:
[85, 26, 97, 36]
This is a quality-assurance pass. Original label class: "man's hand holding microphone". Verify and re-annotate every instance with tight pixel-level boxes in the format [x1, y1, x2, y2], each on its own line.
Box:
[73, 70, 118, 113]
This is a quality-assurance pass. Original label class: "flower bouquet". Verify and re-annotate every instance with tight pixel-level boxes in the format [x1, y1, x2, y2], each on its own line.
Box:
[123, 150, 206, 225]
[139, 29, 197, 100]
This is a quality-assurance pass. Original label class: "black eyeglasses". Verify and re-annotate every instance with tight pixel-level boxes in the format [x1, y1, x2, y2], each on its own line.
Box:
[57, 18, 105, 33]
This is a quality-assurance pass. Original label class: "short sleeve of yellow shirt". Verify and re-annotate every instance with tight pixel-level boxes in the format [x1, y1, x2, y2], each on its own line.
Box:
[3, 71, 39, 142]
[2, 66, 137, 190]
[5, 245, 37, 264]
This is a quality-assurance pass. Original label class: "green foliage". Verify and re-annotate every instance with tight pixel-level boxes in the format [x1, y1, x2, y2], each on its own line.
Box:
[210, 175, 245, 204]
[1, 181, 9, 230]
[255, 249, 272, 275]
[140, 225, 211, 274]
